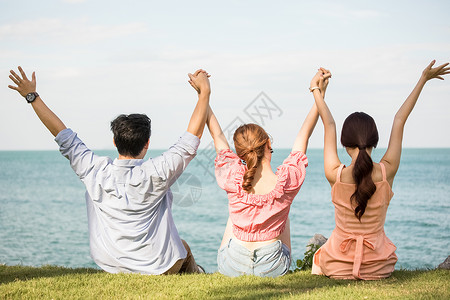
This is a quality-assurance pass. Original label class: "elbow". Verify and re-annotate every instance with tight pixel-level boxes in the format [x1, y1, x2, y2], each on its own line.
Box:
[393, 114, 407, 127]
[324, 119, 336, 129]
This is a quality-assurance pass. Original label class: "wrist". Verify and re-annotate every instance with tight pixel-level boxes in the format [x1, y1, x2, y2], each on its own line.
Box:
[199, 89, 211, 97]
[418, 76, 428, 84]
[309, 86, 320, 93]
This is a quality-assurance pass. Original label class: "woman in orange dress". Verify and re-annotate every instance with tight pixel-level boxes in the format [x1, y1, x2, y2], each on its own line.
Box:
[310, 61, 449, 280]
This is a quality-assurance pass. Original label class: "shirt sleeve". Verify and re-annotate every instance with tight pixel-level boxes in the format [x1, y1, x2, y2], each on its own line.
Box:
[147, 131, 200, 188]
[277, 151, 308, 193]
[214, 149, 244, 193]
[55, 128, 106, 180]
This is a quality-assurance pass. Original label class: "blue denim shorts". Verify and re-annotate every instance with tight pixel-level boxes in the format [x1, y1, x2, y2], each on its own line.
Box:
[217, 239, 291, 277]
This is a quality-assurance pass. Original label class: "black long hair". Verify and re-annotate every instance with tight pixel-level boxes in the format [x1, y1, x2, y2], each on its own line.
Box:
[341, 112, 379, 221]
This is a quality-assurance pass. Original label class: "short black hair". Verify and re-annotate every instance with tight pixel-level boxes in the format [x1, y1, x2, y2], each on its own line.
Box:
[110, 114, 151, 158]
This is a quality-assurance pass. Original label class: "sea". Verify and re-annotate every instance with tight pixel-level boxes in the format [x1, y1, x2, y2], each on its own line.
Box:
[0, 148, 449, 273]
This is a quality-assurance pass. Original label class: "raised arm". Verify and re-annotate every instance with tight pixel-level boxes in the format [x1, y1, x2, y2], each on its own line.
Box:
[381, 60, 450, 181]
[311, 68, 341, 184]
[291, 103, 319, 154]
[291, 69, 331, 154]
[206, 106, 230, 153]
[186, 69, 211, 139]
[8, 66, 66, 137]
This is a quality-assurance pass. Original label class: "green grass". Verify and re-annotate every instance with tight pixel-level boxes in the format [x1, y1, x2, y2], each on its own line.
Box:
[1, 265, 449, 299]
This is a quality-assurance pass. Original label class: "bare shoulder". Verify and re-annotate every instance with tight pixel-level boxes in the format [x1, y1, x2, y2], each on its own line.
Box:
[371, 163, 384, 183]
[339, 163, 384, 184]
[379, 159, 397, 184]
[339, 165, 353, 184]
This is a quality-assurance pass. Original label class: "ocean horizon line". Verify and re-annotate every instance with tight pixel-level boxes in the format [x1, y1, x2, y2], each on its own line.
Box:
[1, 147, 450, 152]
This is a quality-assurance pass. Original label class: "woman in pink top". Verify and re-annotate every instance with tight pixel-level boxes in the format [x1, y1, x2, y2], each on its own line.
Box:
[189, 70, 331, 277]
[311, 61, 449, 280]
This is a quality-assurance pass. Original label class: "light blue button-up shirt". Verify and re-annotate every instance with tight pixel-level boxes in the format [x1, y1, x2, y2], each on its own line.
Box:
[55, 128, 200, 274]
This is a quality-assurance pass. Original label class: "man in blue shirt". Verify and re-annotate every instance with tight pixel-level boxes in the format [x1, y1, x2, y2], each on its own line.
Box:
[8, 66, 210, 275]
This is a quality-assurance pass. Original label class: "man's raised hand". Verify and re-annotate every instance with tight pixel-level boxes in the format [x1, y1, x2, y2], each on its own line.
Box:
[8, 66, 37, 97]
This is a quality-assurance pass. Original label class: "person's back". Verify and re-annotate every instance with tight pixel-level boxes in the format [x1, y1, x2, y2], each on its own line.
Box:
[310, 61, 449, 280]
[334, 163, 392, 234]
[8, 66, 212, 275]
[57, 126, 200, 274]
[205, 69, 331, 277]
[316, 162, 397, 279]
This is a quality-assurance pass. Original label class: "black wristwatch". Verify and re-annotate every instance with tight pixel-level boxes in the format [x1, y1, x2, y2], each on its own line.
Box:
[25, 92, 39, 103]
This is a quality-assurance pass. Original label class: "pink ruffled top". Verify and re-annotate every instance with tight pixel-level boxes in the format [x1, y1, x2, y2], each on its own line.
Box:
[214, 149, 308, 242]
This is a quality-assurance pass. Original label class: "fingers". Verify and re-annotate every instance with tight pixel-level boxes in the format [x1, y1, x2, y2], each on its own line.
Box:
[189, 80, 199, 90]
[320, 67, 332, 77]
[431, 63, 450, 79]
[188, 77, 201, 93]
[194, 69, 210, 76]
[188, 73, 195, 81]
[189, 69, 211, 79]
[317, 67, 332, 81]
[10, 69, 22, 83]
[188, 79, 197, 87]
[9, 74, 20, 85]
[8, 85, 18, 91]
[18, 66, 28, 81]
[32, 71, 36, 83]
[434, 62, 449, 72]
[427, 60, 436, 69]
[199, 69, 211, 78]
[319, 67, 330, 74]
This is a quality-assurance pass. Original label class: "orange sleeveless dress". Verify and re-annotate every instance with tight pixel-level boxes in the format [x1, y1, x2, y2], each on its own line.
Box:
[312, 163, 398, 280]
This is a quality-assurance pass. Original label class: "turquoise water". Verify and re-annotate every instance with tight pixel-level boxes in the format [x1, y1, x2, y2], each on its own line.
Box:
[0, 148, 449, 273]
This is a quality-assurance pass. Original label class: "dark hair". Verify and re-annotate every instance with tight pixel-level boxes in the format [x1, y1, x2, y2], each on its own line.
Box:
[110, 114, 151, 158]
[341, 112, 379, 221]
[233, 124, 270, 192]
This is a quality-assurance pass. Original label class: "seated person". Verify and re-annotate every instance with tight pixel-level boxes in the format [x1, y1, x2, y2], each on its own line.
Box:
[191, 69, 330, 277]
[310, 62, 449, 279]
[8, 66, 211, 275]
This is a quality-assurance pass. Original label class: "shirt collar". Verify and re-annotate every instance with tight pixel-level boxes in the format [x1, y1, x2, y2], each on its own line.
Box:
[113, 158, 145, 167]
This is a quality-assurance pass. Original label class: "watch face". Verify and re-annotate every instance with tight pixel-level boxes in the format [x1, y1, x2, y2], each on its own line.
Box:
[26, 93, 36, 103]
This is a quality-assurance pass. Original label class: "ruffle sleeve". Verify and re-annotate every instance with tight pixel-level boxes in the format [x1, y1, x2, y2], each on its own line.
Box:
[214, 149, 245, 193]
[276, 151, 308, 193]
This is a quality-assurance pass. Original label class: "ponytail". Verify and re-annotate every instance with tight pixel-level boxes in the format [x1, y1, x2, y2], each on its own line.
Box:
[242, 150, 264, 192]
[233, 124, 270, 192]
[341, 112, 379, 220]
[351, 147, 376, 221]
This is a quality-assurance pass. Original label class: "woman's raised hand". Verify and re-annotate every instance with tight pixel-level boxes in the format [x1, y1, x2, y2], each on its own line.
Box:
[319, 67, 332, 96]
[188, 69, 211, 95]
[310, 68, 332, 96]
[310, 70, 323, 89]
[421, 60, 450, 82]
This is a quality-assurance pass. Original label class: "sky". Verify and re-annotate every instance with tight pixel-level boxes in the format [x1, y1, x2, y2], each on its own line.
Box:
[1, 0, 449, 150]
